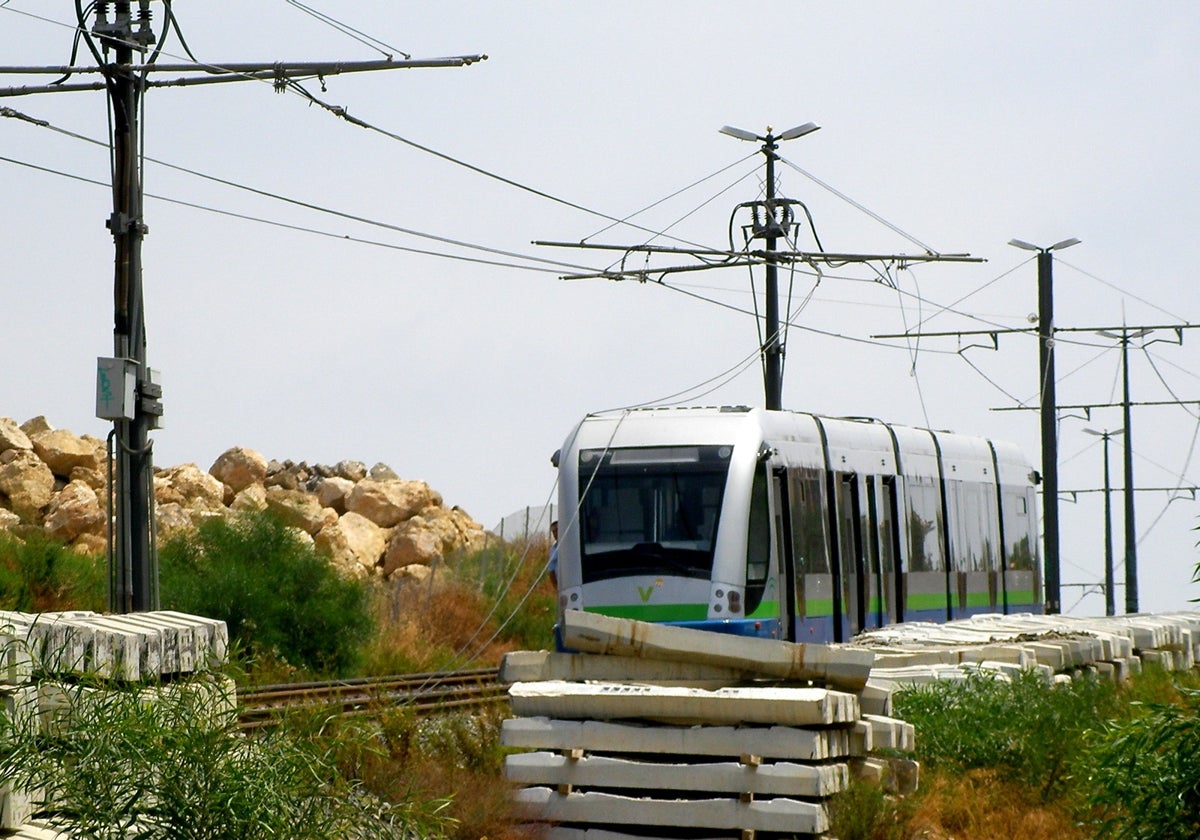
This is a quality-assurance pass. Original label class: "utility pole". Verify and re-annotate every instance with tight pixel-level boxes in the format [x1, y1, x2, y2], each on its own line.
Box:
[1083, 428, 1123, 615]
[97, 2, 158, 613]
[718, 124, 820, 410]
[1098, 328, 1151, 613]
[2, 2, 484, 612]
[1008, 237, 1080, 615]
[535, 123, 982, 412]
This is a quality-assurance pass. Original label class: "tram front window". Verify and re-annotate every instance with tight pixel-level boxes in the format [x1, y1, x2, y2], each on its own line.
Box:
[577, 445, 731, 583]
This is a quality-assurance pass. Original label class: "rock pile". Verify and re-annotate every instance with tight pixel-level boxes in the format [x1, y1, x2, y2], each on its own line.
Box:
[0, 415, 488, 581]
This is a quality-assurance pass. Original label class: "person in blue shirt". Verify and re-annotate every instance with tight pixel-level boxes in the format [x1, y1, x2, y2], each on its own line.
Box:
[547, 520, 558, 588]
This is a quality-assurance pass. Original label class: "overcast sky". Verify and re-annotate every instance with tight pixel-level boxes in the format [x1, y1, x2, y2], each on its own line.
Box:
[3, 2, 1198, 615]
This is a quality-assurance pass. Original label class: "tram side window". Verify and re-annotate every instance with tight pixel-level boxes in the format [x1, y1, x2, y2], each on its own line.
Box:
[1001, 489, 1035, 570]
[789, 468, 830, 574]
[906, 477, 944, 572]
[746, 467, 771, 613]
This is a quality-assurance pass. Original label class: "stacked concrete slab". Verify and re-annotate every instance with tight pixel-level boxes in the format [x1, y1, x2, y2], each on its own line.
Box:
[502, 611, 910, 840]
[0, 610, 231, 834]
[852, 611, 1200, 704]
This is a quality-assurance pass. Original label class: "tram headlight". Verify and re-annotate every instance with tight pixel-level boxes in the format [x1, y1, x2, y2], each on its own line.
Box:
[710, 583, 744, 617]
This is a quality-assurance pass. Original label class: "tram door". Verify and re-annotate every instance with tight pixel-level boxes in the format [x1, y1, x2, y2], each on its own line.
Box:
[835, 473, 890, 637]
[770, 468, 796, 642]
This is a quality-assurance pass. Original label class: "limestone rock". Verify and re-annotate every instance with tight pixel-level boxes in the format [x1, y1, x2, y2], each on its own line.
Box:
[0, 508, 20, 530]
[0, 450, 55, 524]
[30, 429, 104, 478]
[265, 487, 336, 536]
[346, 479, 441, 528]
[230, 483, 267, 512]
[155, 464, 226, 512]
[68, 466, 108, 496]
[369, 462, 400, 481]
[388, 563, 433, 584]
[0, 418, 33, 454]
[43, 480, 105, 543]
[209, 447, 268, 494]
[314, 476, 355, 515]
[381, 523, 444, 574]
[70, 532, 107, 556]
[333, 460, 368, 482]
[155, 502, 195, 542]
[315, 511, 387, 573]
[19, 416, 53, 437]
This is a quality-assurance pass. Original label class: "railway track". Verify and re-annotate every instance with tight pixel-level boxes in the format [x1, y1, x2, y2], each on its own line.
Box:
[237, 666, 506, 729]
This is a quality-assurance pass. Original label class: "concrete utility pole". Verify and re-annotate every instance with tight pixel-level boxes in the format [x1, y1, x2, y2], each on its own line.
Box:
[2, 1, 484, 612]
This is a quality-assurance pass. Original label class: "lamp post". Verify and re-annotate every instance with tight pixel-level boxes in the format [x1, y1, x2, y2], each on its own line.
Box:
[720, 122, 819, 411]
[1008, 236, 1080, 615]
[1083, 427, 1124, 616]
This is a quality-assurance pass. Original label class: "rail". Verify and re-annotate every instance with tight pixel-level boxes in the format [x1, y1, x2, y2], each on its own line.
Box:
[236, 666, 506, 729]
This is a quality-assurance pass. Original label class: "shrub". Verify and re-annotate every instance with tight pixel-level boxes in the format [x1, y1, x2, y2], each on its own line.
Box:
[1083, 688, 1200, 839]
[0, 674, 440, 839]
[893, 668, 1118, 803]
[0, 530, 106, 612]
[159, 509, 373, 676]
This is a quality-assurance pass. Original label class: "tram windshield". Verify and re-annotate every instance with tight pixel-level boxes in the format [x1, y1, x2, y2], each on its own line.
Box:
[576, 445, 731, 583]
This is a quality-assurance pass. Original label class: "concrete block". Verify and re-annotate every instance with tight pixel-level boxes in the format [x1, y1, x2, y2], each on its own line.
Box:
[501, 717, 852, 762]
[508, 680, 859, 726]
[513, 786, 829, 835]
[504, 751, 849, 798]
[561, 610, 874, 691]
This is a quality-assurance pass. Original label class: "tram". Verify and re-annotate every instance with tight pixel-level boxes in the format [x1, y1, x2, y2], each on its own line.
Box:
[553, 406, 1041, 644]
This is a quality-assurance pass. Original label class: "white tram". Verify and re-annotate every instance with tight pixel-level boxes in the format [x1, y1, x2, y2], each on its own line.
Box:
[553, 406, 1041, 644]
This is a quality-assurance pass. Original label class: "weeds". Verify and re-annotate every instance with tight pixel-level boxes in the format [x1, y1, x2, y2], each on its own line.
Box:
[0, 531, 106, 612]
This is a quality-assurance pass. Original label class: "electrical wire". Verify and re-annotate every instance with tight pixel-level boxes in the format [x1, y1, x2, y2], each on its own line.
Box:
[777, 154, 936, 254]
[1057, 257, 1192, 326]
[0, 109, 605, 274]
[283, 0, 410, 60]
[0, 152, 591, 275]
[584, 151, 759, 243]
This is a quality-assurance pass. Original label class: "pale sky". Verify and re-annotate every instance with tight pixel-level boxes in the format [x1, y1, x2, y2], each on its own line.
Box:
[3, 2, 1199, 615]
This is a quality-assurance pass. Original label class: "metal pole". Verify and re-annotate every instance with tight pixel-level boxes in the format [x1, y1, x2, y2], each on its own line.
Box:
[1102, 432, 1115, 616]
[1037, 250, 1061, 614]
[1120, 333, 1138, 613]
[763, 137, 783, 411]
[103, 2, 157, 612]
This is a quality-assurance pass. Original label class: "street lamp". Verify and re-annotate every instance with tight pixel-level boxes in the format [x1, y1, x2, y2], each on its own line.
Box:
[1083, 427, 1124, 616]
[720, 123, 820, 410]
[1008, 236, 1080, 614]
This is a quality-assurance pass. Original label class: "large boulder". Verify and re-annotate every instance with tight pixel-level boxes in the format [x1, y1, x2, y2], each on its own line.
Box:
[0, 450, 55, 524]
[0, 418, 33, 455]
[155, 464, 226, 512]
[265, 487, 336, 536]
[155, 501, 195, 542]
[313, 476, 355, 515]
[381, 520, 444, 575]
[315, 511, 387, 575]
[30, 429, 104, 478]
[43, 480, 105, 543]
[209, 447, 268, 494]
[346, 479, 441, 528]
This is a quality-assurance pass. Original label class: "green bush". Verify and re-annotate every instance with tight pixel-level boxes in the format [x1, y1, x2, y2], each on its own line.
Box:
[0, 674, 448, 839]
[159, 509, 373, 677]
[1083, 689, 1200, 839]
[893, 668, 1118, 803]
[0, 530, 106, 612]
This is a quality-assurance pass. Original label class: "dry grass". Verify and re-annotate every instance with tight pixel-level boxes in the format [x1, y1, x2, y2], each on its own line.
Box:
[904, 769, 1088, 840]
